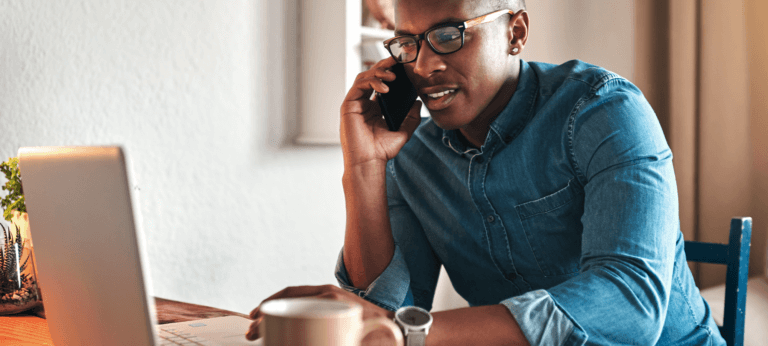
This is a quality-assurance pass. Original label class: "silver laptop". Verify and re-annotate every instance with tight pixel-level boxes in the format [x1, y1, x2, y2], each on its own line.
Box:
[18, 146, 261, 346]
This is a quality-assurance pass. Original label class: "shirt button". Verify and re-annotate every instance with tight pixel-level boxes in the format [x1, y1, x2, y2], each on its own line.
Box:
[475, 156, 483, 163]
[486, 215, 495, 223]
[505, 272, 517, 281]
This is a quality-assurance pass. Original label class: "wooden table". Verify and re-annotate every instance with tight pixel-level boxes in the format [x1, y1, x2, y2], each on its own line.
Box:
[0, 297, 251, 345]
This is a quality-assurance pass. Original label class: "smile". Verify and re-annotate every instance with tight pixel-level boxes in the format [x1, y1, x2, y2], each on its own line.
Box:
[427, 89, 457, 99]
[421, 87, 459, 111]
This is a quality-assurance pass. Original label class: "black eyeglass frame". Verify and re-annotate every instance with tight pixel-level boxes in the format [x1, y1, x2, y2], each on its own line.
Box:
[382, 9, 522, 64]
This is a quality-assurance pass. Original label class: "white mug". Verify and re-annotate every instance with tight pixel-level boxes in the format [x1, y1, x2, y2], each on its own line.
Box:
[258, 297, 404, 346]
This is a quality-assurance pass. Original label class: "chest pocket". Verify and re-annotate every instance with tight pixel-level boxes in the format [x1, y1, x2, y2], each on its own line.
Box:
[515, 179, 584, 276]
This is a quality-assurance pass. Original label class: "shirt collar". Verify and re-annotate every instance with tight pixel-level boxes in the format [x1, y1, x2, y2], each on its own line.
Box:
[441, 59, 539, 154]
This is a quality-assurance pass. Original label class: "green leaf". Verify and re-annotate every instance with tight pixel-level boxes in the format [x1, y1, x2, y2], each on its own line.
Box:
[0, 157, 25, 222]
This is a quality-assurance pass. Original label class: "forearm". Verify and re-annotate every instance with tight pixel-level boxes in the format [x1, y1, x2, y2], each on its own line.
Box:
[342, 160, 395, 289]
[427, 305, 530, 346]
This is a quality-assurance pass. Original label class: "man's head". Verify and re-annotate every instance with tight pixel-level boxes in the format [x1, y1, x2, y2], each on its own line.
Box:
[393, 0, 529, 133]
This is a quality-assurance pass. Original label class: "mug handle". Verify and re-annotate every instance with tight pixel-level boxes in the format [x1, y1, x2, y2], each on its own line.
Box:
[361, 317, 404, 346]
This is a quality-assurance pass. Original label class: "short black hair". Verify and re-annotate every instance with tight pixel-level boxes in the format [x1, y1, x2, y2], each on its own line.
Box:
[394, 0, 526, 21]
[396, 0, 526, 12]
[487, 0, 526, 12]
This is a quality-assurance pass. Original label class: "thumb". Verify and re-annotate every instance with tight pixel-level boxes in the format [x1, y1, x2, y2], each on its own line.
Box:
[398, 100, 423, 136]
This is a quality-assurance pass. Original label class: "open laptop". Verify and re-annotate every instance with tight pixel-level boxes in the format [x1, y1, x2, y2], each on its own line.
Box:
[18, 146, 262, 346]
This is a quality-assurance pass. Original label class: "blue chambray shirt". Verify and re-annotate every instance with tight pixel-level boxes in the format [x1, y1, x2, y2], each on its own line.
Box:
[335, 59, 725, 345]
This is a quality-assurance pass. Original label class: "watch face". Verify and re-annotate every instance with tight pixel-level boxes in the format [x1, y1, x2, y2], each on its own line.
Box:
[397, 308, 431, 326]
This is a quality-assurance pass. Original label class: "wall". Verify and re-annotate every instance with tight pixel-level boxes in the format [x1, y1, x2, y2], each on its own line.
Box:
[696, 0, 753, 287]
[0, 0, 345, 314]
[633, 0, 766, 285]
[523, 0, 635, 81]
[747, 0, 768, 277]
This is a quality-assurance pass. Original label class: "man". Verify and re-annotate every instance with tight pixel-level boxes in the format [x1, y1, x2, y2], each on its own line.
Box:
[248, 0, 725, 344]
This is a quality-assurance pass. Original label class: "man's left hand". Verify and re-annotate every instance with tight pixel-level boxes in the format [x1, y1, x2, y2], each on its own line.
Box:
[245, 284, 395, 341]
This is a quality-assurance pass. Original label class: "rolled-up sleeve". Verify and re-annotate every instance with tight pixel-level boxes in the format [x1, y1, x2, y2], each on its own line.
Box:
[335, 244, 412, 311]
[503, 78, 678, 345]
[502, 290, 585, 345]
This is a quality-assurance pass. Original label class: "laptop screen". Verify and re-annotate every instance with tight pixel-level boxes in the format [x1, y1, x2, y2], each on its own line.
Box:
[19, 146, 158, 345]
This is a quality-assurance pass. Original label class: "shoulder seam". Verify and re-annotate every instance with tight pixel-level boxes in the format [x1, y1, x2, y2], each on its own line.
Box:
[566, 70, 623, 93]
[565, 72, 625, 184]
[567, 94, 590, 184]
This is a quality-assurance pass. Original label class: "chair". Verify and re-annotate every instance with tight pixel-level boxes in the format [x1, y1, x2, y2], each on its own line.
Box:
[684, 217, 752, 346]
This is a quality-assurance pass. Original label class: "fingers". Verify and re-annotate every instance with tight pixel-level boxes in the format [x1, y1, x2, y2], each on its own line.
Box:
[345, 76, 389, 102]
[246, 285, 344, 341]
[344, 74, 393, 103]
[397, 100, 423, 136]
[246, 318, 261, 340]
[249, 285, 338, 319]
[372, 56, 397, 70]
[341, 58, 402, 135]
[340, 95, 377, 118]
[244, 284, 392, 342]
[343, 59, 397, 103]
[370, 66, 397, 82]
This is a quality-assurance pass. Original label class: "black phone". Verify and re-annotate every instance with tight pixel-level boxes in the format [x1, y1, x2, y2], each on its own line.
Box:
[377, 63, 418, 131]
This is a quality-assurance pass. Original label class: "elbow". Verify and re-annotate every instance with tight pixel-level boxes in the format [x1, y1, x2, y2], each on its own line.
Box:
[589, 260, 671, 343]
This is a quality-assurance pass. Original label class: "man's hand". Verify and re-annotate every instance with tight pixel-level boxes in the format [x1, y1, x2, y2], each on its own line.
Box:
[245, 284, 394, 341]
[340, 56, 422, 170]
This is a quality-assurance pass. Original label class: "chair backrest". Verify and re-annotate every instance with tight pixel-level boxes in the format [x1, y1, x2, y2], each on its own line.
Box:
[684, 217, 752, 346]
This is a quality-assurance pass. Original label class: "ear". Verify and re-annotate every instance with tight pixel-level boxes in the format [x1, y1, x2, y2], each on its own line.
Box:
[507, 10, 529, 55]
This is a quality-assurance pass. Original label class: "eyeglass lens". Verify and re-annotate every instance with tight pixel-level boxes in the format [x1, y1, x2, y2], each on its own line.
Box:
[389, 37, 420, 63]
[428, 26, 462, 53]
[388, 26, 463, 63]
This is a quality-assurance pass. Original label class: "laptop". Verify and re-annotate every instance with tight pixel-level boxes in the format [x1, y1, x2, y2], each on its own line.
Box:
[18, 146, 262, 346]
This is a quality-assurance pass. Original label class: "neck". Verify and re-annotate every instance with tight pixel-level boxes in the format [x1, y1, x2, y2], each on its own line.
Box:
[459, 61, 520, 148]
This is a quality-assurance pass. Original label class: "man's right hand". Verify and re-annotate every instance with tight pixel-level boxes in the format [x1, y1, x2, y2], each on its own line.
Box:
[340, 56, 422, 170]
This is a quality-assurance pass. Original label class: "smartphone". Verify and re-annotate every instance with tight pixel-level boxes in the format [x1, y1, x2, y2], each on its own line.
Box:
[377, 63, 418, 131]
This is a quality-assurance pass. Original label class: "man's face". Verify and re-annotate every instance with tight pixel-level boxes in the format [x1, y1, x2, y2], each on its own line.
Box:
[395, 0, 513, 130]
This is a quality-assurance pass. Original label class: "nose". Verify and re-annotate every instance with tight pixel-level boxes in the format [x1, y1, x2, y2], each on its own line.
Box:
[411, 40, 447, 79]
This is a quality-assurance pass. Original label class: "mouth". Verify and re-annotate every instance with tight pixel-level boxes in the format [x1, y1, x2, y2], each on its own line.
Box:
[426, 88, 457, 99]
[421, 87, 459, 111]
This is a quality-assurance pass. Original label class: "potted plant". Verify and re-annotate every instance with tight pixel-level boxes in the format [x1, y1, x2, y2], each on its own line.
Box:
[0, 157, 41, 315]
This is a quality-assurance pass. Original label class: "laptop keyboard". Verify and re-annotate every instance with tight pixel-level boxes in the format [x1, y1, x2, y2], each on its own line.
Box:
[157, 327, 214, 345]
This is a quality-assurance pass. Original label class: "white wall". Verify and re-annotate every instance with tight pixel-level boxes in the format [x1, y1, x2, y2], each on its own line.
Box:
[0, 0, 345, 314]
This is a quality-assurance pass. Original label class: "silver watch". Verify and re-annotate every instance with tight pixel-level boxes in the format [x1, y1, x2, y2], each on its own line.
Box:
[394, 306, 433, 346]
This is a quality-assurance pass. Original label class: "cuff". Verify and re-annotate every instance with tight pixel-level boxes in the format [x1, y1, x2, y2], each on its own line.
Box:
[334, 245, 411, 311]
[501, 290, 587, 346]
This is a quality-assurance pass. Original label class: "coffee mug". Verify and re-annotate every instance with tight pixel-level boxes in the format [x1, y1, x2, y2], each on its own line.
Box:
[258, 297, 404, 346]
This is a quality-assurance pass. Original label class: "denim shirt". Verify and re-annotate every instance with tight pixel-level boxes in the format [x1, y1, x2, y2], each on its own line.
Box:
[335, 59, 725, 345]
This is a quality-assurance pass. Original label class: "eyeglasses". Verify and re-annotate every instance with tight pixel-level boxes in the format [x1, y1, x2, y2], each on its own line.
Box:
[383, 9, 521, 64]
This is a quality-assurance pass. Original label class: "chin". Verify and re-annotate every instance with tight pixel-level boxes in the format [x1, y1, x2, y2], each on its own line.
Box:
[430, 119, 461, 131]
[428, 109, 472, 131]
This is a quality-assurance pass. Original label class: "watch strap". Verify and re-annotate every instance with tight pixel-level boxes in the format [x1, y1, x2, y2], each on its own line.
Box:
[406, 331, 427, 346]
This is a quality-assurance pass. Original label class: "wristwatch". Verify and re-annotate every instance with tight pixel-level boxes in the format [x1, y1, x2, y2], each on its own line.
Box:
[394, 306, 433, 346]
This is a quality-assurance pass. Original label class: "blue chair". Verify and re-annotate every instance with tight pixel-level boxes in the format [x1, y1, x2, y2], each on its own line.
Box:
[684, 217, 752, 346]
